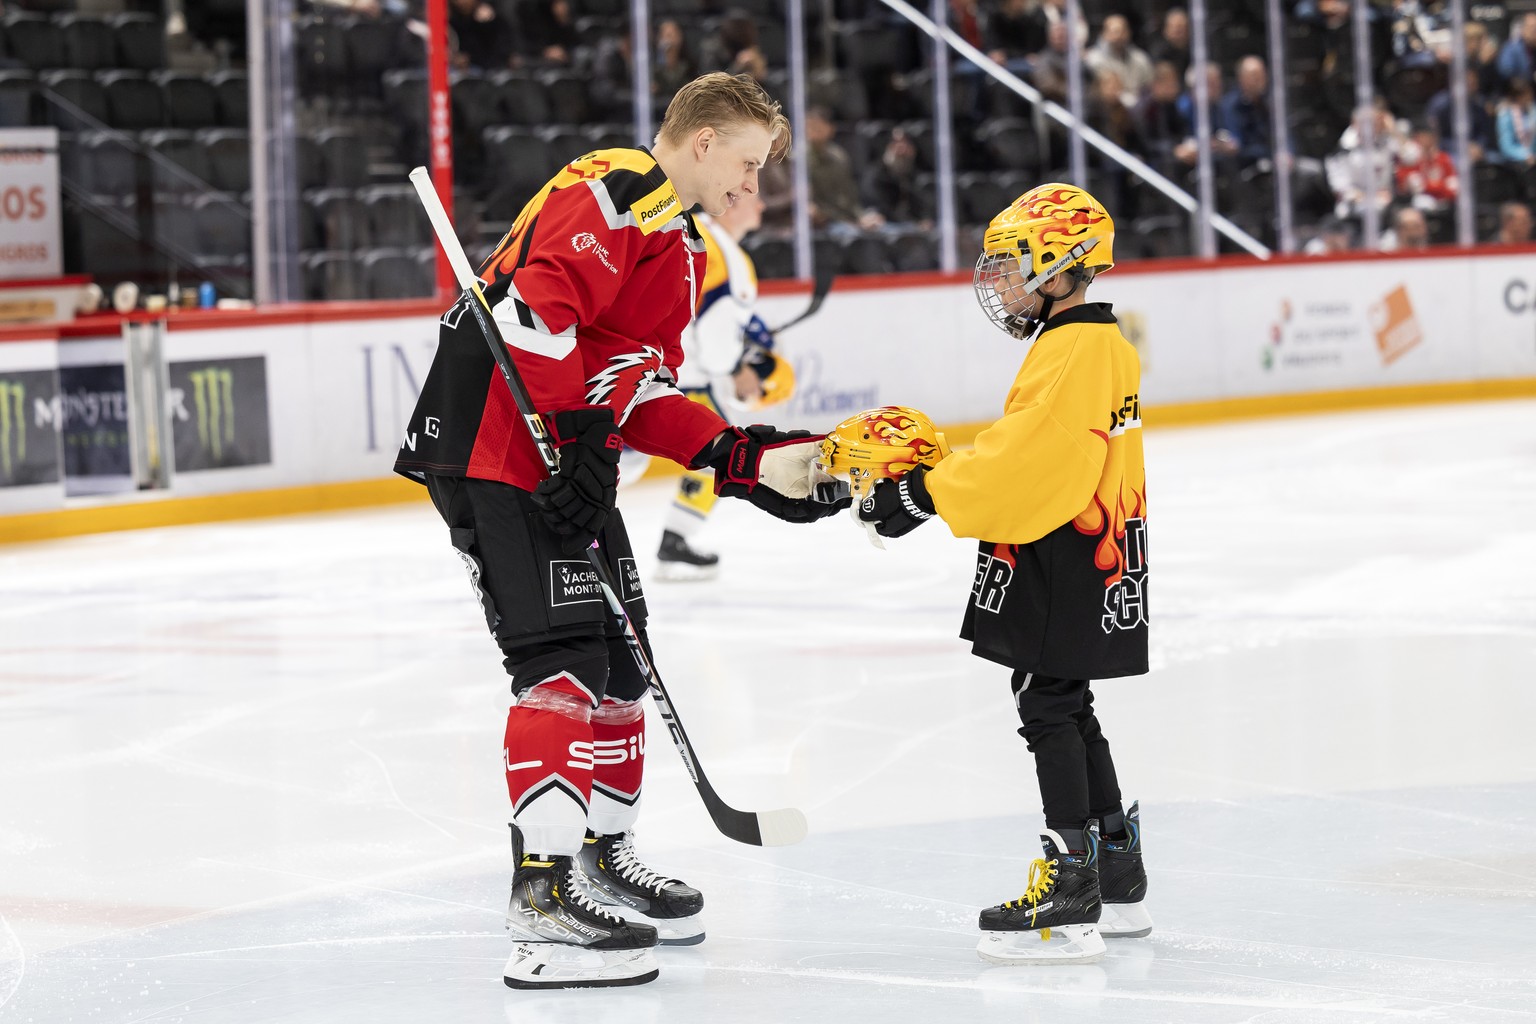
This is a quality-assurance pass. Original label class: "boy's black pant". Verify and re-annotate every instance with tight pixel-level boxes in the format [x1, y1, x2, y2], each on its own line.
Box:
[1011, 671, 1123, 835]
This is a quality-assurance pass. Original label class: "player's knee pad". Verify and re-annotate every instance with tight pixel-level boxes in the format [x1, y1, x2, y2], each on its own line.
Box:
[673, 468, 719, 518]
[590, 698, 645, 835]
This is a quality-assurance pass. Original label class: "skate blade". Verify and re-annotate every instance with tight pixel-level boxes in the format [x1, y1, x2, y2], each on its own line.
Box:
[653, 917, 705, 946]
[1099, 899, 1153, 938]
[977, 924, 1106, 965]
[503, 942, 659, 990]
[653, 560, 720, 582]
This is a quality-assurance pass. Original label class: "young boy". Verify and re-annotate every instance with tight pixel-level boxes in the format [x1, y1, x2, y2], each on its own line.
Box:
[856, 183, 1151, 964]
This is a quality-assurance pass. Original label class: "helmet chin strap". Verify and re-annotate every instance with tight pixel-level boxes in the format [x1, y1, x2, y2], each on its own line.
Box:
[1016, 266, 1088, 340]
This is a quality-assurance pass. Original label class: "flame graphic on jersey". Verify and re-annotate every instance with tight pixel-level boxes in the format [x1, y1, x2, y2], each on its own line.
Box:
[1073, 484, 1146, 587]
[586, 345, 665, 421]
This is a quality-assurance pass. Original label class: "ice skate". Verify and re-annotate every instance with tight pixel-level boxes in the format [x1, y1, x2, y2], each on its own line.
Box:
[977, 823, 1105, 965]
[1099, 800, 1152, 938]
[575, 829, 705, 945]
[503, 855, 659, 989]
[655, 529, 720, 581]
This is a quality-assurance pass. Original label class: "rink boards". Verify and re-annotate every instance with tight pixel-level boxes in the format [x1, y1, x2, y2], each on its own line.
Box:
[3, 248, 1536, 532]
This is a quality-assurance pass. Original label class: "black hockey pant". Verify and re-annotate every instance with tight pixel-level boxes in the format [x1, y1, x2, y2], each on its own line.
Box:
[1011, 672, 1123, 837]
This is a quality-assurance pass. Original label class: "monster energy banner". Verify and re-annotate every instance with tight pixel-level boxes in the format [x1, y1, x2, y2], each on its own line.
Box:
[58, 362, 131, 490]
[169, 356, 272, 471]
[0, 368, 62, 488]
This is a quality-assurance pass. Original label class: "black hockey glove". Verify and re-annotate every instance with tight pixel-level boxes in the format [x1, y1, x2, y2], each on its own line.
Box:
[697, 425, 852, 524]
[530, 407, 622, 554]
[857, 466, 937, 539]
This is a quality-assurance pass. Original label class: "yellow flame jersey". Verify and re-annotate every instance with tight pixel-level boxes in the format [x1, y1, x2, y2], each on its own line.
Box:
[925, 303, 1148, 679]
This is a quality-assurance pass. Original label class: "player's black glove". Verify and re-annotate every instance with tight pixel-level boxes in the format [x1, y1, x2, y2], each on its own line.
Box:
[857, 466, 937, 538]
[531, 407, 622, 554]
[697, 425, 852, 524]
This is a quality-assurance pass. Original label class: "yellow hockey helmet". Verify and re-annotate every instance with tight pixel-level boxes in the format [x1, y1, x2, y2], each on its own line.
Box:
[818, 406, 951, 498]
[975, 183, 1115, 339]
[743, 347, 795, 408]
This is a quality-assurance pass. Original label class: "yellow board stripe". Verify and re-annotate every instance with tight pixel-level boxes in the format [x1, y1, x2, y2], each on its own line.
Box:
[0, 476, 426, 545]
[3, 377, 1533, 545]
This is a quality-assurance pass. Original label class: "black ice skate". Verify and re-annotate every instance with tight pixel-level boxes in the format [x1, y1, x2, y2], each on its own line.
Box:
[655, 529, 720, 581]
[1099, 800, 1153, 938]
[977, 822, 1105, 964]
[575, 830, 705, 945]
[503, 854, 659, 989]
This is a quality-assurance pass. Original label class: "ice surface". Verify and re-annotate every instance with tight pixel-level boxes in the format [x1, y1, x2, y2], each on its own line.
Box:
[2, 399, 1534, 1023]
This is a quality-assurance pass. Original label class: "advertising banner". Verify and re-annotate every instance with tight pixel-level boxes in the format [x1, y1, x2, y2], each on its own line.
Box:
[0, 367, 61, 488]
[0, 127, 63, 281]
[58, 362, 132, 496]
[168, 356, 273, 471]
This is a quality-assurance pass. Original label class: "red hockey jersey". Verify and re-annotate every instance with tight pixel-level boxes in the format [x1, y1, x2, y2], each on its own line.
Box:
[395, 148, 729, 490]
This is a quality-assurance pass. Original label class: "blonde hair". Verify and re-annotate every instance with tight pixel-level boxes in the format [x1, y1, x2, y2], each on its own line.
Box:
[656, 72, 791, 160]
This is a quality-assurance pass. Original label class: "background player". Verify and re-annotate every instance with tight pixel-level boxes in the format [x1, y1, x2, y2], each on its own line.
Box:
[394, 72, 849, 989]
[655, 190, 795, 579]
[854, 184, 1151, 964]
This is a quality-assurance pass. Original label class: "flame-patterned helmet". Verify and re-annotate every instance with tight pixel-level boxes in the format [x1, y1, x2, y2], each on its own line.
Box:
[975, 183, 1115, 339]
[818, 406, 951, 499]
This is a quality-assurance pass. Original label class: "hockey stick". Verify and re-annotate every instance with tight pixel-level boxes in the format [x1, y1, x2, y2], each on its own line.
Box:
[769, 259, 836, 334]
[408, 167, 808, 848]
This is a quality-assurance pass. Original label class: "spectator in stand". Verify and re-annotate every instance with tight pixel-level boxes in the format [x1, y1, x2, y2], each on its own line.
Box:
[1219, 55, 1273, 169]
[804, 106, 885, 236]
[1147, 7, 1190, 81]
[1326, 98, 1407, 220]
[519, 0, 580, 67]
[1086, 67, 1143, 155]
[1496, 13, 1536, 89]
[1380, 205, 1429, 250]
[1038, 0, 1088, 48]
[1302, 215, 1356, 255]
[1496, 77, 1536, 165]
[1174, 63, 1238, 170]
[699, 10, 768, 82]
[985, 0, 1047, 77]
[1498, 200, 1533, 245]
[1426, 67, 1495, 162]
[654, 19, 698, 101]
[448, 0, 515, 71]
[1395, 124, 1458, 208]
[1085, 14, 1153, 107]
[1086, 67, 1145, 217]
[1139, 60, 1190, 176]
[861, 126, 931, 229]
[1497, 77, 1536, 203]
[1029, 19, 1079, 106]
[951, 0, 984, 51]
[757, 156, 794, 231]
[1461, 21, 1503, 98]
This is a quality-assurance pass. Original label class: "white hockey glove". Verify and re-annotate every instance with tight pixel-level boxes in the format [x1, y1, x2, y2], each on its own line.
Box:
[698, 426, 851, 524]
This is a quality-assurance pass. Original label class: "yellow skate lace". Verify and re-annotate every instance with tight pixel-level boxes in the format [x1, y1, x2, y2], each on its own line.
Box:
[1001, 857, 1057, 914]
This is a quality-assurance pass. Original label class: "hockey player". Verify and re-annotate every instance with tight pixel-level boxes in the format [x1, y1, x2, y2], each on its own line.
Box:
[655, 189, 795, 579]
[394, 72, 850, 989]
[854, 183, 1151, 964]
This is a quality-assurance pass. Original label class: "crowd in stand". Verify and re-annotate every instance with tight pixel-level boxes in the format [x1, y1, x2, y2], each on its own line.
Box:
[5, 0, 1536, 298]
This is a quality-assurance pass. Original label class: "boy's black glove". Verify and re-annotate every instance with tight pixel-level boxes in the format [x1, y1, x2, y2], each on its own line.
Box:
[857, 466, 937, 538]
[697, 425, 852, 524]
[531, 407, 622, 554]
